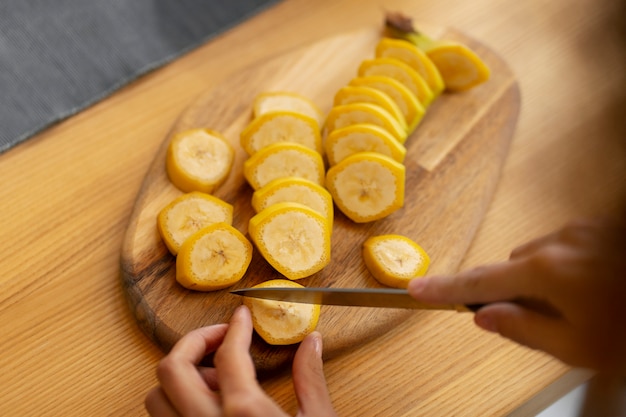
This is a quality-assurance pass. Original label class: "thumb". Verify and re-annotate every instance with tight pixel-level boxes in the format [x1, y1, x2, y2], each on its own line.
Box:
[293, 332, 337, 417]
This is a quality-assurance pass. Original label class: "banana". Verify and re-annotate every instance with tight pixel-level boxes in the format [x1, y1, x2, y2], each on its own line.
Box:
[333, 85, 407, 131]
[240, 110, 322, 156]
[176, 223, 252, 291]
[362, 234, 430, 288]
[324, 123, 406, 166]
[242, 279, 320, 345]
[253, 91, 324, 126]
[325, 152, 405, 223]
[324, 103, 407, 143]
[384, 11, 490, 92]
[248, 202, 331, 280]
[349, 76, 425, 132]
[358, 58, 435, 107]
[243, 142, 325, 190]
[157, 192, 234, 255]
[166, 128, 234, 193]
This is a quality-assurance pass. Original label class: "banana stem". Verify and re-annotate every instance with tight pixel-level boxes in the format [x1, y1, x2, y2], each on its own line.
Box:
[384, 11, 435, 50]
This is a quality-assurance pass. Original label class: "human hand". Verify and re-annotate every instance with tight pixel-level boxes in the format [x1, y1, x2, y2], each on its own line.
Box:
[145, 305, 337, 416]
[408, 218, 626, 374]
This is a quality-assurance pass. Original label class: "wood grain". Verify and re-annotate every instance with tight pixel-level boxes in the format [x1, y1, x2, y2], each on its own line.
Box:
[121, 26, 520, 375]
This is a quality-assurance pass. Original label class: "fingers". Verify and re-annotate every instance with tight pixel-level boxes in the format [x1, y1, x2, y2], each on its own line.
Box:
[145, 387, 181, 417]
[292, 332, 337, 417]
[156, 324, 228, 416]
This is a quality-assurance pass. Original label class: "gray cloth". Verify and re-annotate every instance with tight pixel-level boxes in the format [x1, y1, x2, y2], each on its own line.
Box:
[0, 0, 280, 154]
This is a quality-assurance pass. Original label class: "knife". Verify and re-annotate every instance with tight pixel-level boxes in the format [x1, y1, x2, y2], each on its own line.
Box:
[231, 287, 484, 312]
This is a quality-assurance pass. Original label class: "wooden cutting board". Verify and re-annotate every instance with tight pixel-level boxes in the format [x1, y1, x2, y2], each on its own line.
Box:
[120, 24, 520, 376]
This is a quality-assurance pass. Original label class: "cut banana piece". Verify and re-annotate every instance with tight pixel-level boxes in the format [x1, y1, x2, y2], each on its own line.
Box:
[157, 192, 234, 255]
[324, 103, 407, 144]
[176, 223, 252, 291]
[362, 234, 430, 288]
[242, 279, 320, 345]
[324, 123, 406, 166]
[240, 111, 322, 155]
[333, 85, 407, 131]
[358, 58, 434, 108]
[375, 38, 445, 96]
[424, 42, 490, 92]
[253, 91, 324, 126]
[251, 177, 334, 231]
[248, 202, 331, 279]
[349, 76, 425, 132]
[166, 128, 234, 193]
[243, 142, 325, 191]
[326, 152, 405, 223]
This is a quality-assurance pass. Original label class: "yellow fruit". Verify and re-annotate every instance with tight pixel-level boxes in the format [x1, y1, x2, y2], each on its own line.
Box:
[362, 234, 430, 288]
[248, 202, 331, 279]
[324, 103, 407, 144]
[424, 43, 490, 92]
[253, 91, 324, 126]
[157, 192, 234, 255]
[375, 37, 445, 96]
[243, 142, 325, 191]
[166, 128, 234, 193]
[251, 177, 334, 231]
[349, 76, 425, 132]
[358, 58, 435, 107]
[176, 223, 252, 291]
[242, 279, 320, 345]
[333, 85, 407, 131]
[240, 111, 322, 155]
[325, 152, 405, 223]
[324, 123, 406, 166]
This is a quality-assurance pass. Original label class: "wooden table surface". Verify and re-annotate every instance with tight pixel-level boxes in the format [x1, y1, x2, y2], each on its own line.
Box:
[1, 0, 624, 415]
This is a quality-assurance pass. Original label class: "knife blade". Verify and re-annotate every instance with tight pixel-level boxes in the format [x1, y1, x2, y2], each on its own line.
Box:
[231, 287, 483, 312]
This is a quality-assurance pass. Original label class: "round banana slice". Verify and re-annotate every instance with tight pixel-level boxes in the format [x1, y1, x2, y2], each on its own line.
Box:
[251, 177, 334, 231]
[333, 85, 407, 131]
[253, 91, 324, 126]
[424, 42, 490, 92]
[363, 234, 430, 288]
[375, 38, 445, 96]
[176, 223, 252, 291]
[324, 123, 407, 166]
[358, 58, 434, 108]
[157, 192, 234, 255]
[349, 76, 425, 132]
[326, 152, 405, 223]
[324, 103, 407, 144]
[240, 111, 322, 156]
[248, 202, 331, 280]
[243, 142, 325, 191]
[243, 279, 320, 345]
[166, 128, 234, 193]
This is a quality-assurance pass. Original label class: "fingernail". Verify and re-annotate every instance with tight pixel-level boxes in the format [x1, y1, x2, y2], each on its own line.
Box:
[408, 277, 428, 296]
[475, 313, 497, 333]
[310, 331, 322, 358]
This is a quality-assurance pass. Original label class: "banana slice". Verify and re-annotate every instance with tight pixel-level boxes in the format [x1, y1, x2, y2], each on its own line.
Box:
[326, 152, 405, 223]
[242, 279, 320, 345]
[253, 91, 324, 126]
[324, 123, 406, 166]
[375, 38, 445, 96]
[157, 192, 234, 255]
[324, 103, 407, 144]
[358, 58, 434, 108]
[243, 142, 325, 191]
[166, 128, 234, 193]
[363, 234, 430, 288]
[240, 111, 322, 156]
[424, 43, 490, 92]
[176, 223, 252, 291]
[333, 85, 407, 131]
[248, 202, 331, 280]
[251, 177, 334, 232]
[349, 76, 425, 132]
